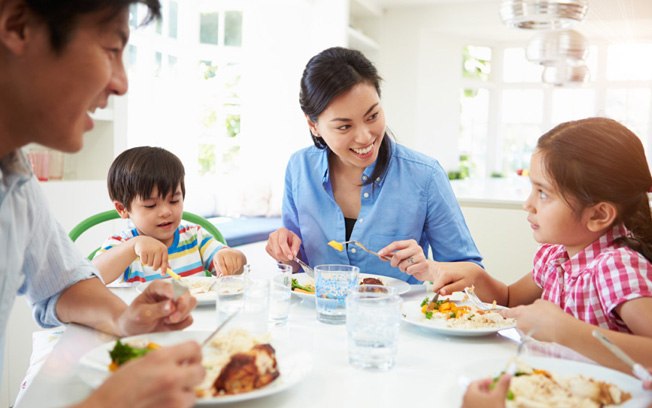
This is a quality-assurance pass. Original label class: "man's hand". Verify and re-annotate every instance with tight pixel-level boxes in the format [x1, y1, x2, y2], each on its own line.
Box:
[117, 280, 197, 336]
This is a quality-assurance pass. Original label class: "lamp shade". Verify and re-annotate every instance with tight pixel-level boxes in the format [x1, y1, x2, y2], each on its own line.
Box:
[526, 29, 588, 65]
[500, 0, 589, 30]
[542, 62, 590, 86]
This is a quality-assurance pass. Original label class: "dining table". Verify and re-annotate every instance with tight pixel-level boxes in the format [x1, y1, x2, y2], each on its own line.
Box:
[13, 266, 621, 408]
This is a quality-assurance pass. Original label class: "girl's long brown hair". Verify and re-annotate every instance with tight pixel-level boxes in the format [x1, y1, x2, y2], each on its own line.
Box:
[537, 117, 652, 261]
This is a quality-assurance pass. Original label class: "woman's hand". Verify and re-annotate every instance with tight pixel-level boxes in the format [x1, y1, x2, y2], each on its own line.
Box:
[77, 341, 205, 408]
[213, 248, 247, 276]
[118, 280, 197, 336]
[266, 227, 302, 262]
[462, 374, 511, 408]
[377, 239, 430, 277]
[133, 236, 170, 275]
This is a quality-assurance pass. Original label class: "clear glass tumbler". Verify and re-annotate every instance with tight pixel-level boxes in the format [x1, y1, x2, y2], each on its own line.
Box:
[314, 264, 359, 324]
[346, 285, 401, 370]
[269, 263, 293, 326]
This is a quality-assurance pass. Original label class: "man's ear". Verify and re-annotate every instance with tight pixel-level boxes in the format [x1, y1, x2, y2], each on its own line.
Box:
[113, 201, 130, 219]
[586, 202, 618, 232]
[0, 0, 31, 55]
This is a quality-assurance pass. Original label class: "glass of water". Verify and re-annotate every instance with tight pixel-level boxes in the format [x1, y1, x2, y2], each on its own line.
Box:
[215, 274, 246, 323]
[314, 264, 359, 324]
[346, 285, 401, 370]
[269, 263, 293, 326]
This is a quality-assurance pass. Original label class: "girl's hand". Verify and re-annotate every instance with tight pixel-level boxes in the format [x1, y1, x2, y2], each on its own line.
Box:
[462, 374, 511, 408]
[377, 239, 429, 277]
[133, 236, 170, 275]
[500, 299, 572, 343]
[213, 248, 247, 276]
[265, 227, 301, 262]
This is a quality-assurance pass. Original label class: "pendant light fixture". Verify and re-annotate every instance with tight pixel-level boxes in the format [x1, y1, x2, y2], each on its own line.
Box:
[500, 0, 589, 30]
[526, 29, 588, 66]
[542, 62, 589, 86]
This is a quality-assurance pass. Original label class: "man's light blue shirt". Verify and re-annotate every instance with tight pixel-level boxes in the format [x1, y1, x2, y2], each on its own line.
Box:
[282, 140, 483, 283]
[0, 151, 98, 377]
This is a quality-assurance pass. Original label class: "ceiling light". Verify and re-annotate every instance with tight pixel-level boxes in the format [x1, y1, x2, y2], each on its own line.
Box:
[542, 62, 589, 86]
[526, 29, 588, 65]
[500, 0, 589, 30]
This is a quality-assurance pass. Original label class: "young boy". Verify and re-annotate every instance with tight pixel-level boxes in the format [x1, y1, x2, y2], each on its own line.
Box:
[93, 146, 247, 284]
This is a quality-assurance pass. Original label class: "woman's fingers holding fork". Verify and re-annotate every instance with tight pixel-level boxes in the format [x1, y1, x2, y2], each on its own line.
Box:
[378, 239, 429, 276]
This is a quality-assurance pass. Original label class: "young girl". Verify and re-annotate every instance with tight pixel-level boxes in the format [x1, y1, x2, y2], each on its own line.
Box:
[419, 117, 652, 343]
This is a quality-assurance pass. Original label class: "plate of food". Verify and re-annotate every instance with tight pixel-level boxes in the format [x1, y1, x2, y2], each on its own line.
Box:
[400, 293, 515, 336]
[290, 272, 411, 301]
[136, 276, 218, 306]
[455, 355, 649, 407]
[77, 329, 313, 405]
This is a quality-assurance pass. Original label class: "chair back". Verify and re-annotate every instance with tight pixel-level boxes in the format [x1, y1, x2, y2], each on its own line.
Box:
[69, 210, 226, 259]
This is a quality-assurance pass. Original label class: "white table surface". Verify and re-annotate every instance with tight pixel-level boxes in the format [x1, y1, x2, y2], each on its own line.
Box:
[15, 281, 528, 408]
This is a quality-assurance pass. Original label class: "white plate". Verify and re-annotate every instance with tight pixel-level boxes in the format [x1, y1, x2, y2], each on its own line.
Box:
[400, 298, 515, 337]
[136, 276, 218, 306]
[290, 272, 411, 301]
[454, 355, 651, 407]
[77, 330, 313, 405]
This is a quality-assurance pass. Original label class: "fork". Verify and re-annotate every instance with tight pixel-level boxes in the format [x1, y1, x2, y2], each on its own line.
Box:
[463, 286, 495, 311]
[294, 257, 314, 278]
[166, 268, 189, 300]
[504, 329, 535, 375]
[201, 310, 239, 347]
[333, 240, 391, 261]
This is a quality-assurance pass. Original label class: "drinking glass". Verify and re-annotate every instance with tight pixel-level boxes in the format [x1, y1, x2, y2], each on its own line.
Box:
[240, 278, 270, 335]
[269, 263, 293, 326]
[314, 264, 359, 324]
[346, 285, 401, 370]
[215, 274, 246, 323]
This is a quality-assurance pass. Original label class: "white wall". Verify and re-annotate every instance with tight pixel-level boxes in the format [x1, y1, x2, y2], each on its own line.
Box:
[460, 203, 538, 285]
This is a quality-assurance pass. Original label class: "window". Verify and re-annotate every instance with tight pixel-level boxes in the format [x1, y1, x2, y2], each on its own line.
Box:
[458, 42, 652, 178]
[127, 2, 243, 179]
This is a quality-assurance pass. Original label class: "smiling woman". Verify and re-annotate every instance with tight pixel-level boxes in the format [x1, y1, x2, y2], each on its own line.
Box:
[265, 46, 484, 286]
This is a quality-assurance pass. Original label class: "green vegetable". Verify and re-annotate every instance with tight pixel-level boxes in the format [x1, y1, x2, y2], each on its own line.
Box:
[291, 278, 314, 293]
[489, 375, 515, 401]
[420, 297, 430, 307]
[425, 311, 433, 320]
[109, 340, 154, 367]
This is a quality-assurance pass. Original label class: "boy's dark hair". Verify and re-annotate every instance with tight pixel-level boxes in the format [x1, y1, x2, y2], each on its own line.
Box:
[25, 0, 161, 53]
[108, 146, 185, 210]
[299, 47, 391, 186]
[537, 117, 652, 261]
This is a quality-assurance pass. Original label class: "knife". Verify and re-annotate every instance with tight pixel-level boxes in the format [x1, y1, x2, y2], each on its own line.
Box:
[592, 330, 652, 382]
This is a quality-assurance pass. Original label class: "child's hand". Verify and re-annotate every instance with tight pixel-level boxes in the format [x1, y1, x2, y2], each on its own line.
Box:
[462, 374, 511, 408]
[500, 299, 572, 344]
[213, 248, 247, 276]
[133, 236, 170, 275]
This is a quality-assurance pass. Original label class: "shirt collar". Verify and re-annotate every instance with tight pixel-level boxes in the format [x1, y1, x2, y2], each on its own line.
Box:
[560, 224, 629, 278]
[0, 150, 33, 186]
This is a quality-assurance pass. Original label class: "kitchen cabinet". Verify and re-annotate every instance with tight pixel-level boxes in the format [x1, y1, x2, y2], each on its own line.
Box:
[348, 0, 381, 61]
